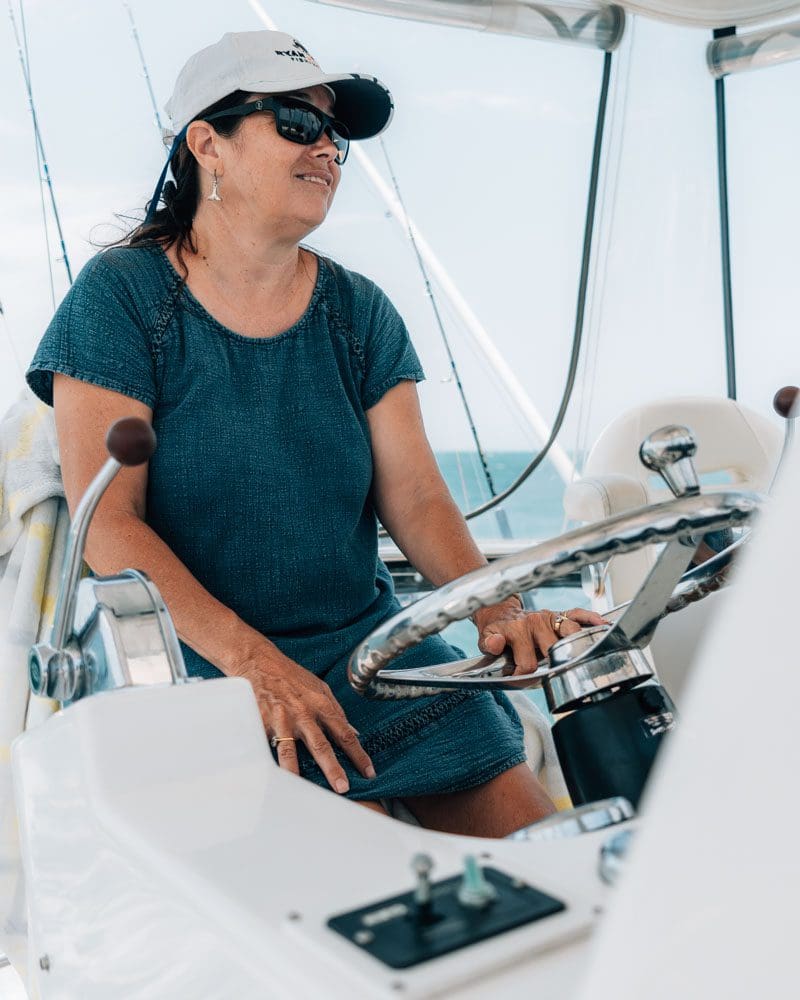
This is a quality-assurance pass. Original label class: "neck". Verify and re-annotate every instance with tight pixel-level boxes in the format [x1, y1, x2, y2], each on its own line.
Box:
[188, 202, 309, 297]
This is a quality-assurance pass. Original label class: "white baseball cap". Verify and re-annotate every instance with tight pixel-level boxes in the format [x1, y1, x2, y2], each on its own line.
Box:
[164, 30, 394, 140]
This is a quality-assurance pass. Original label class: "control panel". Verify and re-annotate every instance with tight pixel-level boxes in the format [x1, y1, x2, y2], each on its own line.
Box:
[327, 854, 566, 970]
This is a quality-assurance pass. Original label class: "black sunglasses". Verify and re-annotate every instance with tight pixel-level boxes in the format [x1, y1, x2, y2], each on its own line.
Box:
[204, 96, 350, 165]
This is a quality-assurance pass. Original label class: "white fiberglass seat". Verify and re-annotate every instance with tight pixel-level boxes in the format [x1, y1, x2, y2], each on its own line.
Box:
[563, 395, 781, 698]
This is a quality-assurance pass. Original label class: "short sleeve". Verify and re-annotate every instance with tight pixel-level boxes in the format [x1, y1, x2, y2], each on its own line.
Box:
[26, 252, 157, 408]
[360, 283, 425, 410]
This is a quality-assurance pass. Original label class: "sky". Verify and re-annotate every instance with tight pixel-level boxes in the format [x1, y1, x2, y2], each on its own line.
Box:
[2, 0, 799, 462]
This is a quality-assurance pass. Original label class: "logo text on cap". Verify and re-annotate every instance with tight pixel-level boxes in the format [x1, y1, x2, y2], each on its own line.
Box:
[274, 40, 320, 67]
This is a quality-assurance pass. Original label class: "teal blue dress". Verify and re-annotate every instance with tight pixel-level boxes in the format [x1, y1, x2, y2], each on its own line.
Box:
[26, 246, 524, 799]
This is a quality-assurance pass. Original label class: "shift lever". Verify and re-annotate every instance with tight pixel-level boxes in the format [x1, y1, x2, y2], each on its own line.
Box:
[30, 418, 158, 701]
[639, 425, 700, 498]
[639, 424, 722, 562]
[579, 425, 703, 658]
[769, 385, 799, 492]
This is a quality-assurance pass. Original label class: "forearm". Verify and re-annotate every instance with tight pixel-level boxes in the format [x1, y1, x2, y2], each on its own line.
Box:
[384, 487, 487, 586]
[85, 513, 277, 676]
[381, 489, 523, 628]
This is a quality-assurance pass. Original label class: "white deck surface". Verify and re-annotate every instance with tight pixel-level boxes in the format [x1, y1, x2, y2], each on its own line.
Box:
[0, 960, 27, 998]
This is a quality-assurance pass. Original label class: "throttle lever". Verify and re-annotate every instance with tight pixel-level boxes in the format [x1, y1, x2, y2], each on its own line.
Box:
[30, 418, 156, 700]
[51, 418, 156, 650]
[769, 385, 799, 493]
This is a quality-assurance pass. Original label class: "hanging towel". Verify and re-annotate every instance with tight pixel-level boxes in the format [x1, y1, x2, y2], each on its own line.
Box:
[0, 392, 63, 556]
[0, 391, 66, 987]
[507, 691, 572, 812]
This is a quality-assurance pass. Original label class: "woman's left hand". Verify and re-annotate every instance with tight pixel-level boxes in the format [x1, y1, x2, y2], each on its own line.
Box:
[474, 599, 608, 675]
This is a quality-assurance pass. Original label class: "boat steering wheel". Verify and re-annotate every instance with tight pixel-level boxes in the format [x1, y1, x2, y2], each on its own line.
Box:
[348, 489, 760, 708]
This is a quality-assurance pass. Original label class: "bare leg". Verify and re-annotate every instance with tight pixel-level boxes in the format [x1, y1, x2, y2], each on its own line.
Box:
[357, 800, 389, 816]
[402, 764, 555, 838]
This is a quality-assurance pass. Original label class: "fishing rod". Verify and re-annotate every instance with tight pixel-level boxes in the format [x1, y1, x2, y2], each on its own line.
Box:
[378, 137, 513, 539]
[122, 1, 164, 138]
[7, 0, 73, 287]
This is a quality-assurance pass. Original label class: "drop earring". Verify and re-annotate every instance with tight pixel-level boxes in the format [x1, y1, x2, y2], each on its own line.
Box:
[207, 170, 222, 202]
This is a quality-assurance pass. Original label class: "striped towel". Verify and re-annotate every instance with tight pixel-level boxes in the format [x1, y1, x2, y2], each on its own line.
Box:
[0, 391, 66, 987]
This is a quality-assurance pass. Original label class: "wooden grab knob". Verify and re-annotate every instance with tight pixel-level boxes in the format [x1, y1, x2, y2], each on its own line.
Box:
[106, 418, 157, 466]
[773, 386, 799, 420]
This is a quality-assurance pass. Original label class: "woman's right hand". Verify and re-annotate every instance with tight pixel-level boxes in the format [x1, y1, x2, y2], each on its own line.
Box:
[236, 652, 376, 794]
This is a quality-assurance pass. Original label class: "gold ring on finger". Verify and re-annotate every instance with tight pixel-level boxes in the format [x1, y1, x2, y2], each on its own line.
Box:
[270, 736, 296, 749]
[553, 614, 567, 635]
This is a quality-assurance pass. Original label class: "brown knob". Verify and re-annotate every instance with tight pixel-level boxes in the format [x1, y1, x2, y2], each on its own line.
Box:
[105, 418, 157, 466]
[773, 386, 800, 420]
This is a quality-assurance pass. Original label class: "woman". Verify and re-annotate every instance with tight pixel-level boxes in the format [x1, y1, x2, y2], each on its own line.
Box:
[26, 30, 602, 837]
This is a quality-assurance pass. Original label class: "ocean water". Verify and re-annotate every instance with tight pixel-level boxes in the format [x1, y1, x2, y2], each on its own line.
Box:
[435, 450, 571, 543]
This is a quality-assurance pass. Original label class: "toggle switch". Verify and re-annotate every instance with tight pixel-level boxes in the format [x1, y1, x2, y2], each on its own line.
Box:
[411, 853, 437, 926]
[457, 855, 498, 909]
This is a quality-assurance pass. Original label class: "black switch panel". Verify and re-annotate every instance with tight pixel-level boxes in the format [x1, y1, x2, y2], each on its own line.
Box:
[327, 868, 566, 970]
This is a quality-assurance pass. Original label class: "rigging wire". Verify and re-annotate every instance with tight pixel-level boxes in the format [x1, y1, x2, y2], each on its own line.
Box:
[437, 287, 534, 445]
[30, 107, 57, 311]
[8, 0, 73, 288]
[18, 0, 56, 310]
[457, 48, 616, 524]
[377, 135, 512, 538]
[570, 19, 634, 506]
[122, 1, 164, 138]
[9, 0, 55, 309]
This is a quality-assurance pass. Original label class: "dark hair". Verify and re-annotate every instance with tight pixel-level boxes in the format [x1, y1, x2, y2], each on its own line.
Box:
[121, 90, 253, 274]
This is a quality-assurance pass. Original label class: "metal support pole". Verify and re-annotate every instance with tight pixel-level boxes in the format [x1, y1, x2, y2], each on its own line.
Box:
[714, 26, 737, 400]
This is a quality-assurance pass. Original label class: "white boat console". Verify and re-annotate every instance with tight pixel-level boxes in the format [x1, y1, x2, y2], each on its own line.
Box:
[14, 677, 612, 998]
[10, 391, 799, 997]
